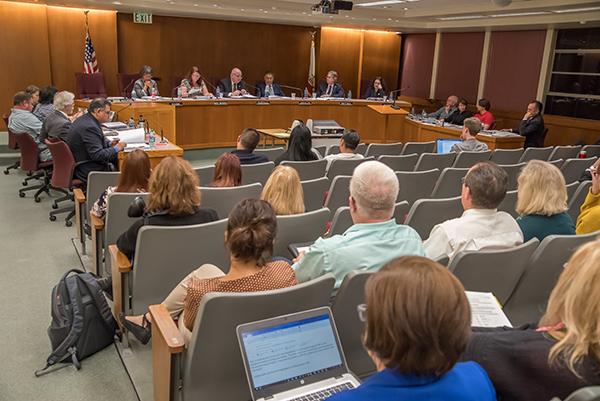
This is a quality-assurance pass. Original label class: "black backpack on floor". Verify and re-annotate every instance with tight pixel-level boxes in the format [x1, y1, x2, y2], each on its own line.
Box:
[35, 269, 118, 376]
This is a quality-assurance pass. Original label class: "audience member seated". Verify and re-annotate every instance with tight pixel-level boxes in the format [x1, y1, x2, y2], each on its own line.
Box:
[218, 67, 248, 97]
[316, 70, 345, 98]
[91, 149, 151, 220]
[427, 95, 458, 120]
[177, 66, 212, 98]
[472, 99, 494, 130]
[293, 161, 424, 288]
[261, 165, 305, 215]
[461, 239, 600, 401]
[131, 65, 159, 99]
[516, 160, 575, 241]
[208, 152, 242, 187]
[65, 98, 125, 182]
[576, 159, 600, 234]
[230, 128, 269, 165]
[446, 98, 473, 126]
[120, 199, 297, 344]
[25, 84, 40, 113]
[324, 129, 364, 170]
[8, 91, 52, 162]
[424, 162, 523, 260]
[256, 71, 285, 97]
[450, 118, 488, 153]
[274, 124, 319, 165]
[503, 100, 546, 148]
[362, 76, 387, 99]
[33, 86, 57, 121]
[328, 256, 496, 401]
[39, 91, 82, 142]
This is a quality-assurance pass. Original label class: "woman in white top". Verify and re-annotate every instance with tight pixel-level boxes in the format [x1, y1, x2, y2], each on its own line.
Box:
[177, 66, 212, 98]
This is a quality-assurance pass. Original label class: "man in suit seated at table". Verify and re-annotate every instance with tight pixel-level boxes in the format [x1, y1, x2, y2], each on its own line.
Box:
[64, 98, 126, 182]
[218, 67, 248, 97]
[502, 100, 546, 148]
[39, 91, 83, 142]
[230, 128, 269, 165]
[316, 70, 345, 98]
[256, 71, 285, 97]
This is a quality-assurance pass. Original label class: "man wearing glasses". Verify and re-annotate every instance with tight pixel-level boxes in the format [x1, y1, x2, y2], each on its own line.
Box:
[65, 98, 126, 182]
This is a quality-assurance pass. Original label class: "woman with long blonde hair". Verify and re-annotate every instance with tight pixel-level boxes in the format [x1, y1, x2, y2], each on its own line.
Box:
[516, 160, 575, 241]
[462, 239, 600, 401]
[261, 165, 305, 215]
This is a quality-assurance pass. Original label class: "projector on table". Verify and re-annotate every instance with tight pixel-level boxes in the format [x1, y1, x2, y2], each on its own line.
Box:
[312, 120, 345, 136]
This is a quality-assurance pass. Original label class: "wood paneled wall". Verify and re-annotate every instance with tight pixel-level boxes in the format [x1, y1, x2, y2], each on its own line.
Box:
[361, 31, 402, 96]
[399, 34, 436, 99]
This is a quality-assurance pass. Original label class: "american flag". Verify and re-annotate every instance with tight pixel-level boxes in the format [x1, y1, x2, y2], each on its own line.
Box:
[83, 26, 99, 74]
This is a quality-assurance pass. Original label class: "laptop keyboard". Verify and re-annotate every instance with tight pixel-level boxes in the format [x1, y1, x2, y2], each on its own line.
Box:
[288, 382, 355, 401]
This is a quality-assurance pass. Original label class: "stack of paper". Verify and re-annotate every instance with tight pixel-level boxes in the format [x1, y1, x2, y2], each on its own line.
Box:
[466, 291, 513, 328]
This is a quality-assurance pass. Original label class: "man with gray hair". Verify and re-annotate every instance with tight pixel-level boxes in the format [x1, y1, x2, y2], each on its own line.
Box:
[293, 160, 424, 288]
[40, 91, 83, 142]
[428, 95, 459, 120]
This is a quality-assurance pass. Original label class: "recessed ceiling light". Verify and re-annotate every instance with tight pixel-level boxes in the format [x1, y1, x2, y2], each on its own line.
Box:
[403, 7, 408, 10]
[357, 0, 406, 7]
[112, 1, 121, 4]
[437, 15, 484, 20]
[193, 3, 198, 6]
[553, 6, 600, 13]
[490, 11, 550, 17]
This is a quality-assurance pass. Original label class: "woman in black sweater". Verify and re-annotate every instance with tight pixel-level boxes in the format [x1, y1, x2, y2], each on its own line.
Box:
[447, 98, 473, 125]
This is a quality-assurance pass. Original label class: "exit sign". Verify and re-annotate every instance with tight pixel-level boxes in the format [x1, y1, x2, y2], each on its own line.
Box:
[134, 11, 152, 24]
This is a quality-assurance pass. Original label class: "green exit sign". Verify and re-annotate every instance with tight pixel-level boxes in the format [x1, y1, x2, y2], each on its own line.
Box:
[134, 11, 152, 24]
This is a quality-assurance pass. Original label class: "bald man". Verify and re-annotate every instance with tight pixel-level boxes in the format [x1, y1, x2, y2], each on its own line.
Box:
[218, 67, 248, 97]
[428, 95, 459, 120]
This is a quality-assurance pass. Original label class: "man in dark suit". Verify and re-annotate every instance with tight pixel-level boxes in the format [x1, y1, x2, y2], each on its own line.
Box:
[39, 90, 83, 142]
[503, 100, 546, 148]
[65, 98, 126, 182]
[256, 71, 285, 97]
[217, 67, 248, 97]
[230, 128, 269, 165]
[316, 70, 345, 98]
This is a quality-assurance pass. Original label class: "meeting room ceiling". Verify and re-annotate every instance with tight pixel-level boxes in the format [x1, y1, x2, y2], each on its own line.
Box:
[15, 0, 600, 30]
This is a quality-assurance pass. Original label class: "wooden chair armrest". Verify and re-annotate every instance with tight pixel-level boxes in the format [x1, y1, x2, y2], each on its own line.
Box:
[108, 244, 132, 273]
[109, 244, 131, 319]
[150, 304, 185, 401]
[74, 188, 86, 204]
[89, 212, 105, 231]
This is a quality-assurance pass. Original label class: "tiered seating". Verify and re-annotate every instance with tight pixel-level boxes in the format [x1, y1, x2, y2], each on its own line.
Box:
[199, 183, 263, 219]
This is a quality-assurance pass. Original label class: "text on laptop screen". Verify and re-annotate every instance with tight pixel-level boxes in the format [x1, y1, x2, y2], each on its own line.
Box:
[437, 139, 462, 154]
[241, 314, 343, 390]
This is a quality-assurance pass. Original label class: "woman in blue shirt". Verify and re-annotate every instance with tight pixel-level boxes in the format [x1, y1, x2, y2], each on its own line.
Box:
[327, 256, 496, 401]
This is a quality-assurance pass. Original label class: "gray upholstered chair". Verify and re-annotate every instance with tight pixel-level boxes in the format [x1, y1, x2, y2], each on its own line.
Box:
[326, 157, 371, 179]
[518, 146, 553, 163]
[200, 183, 263, 219]
[489, 148, 524, 165]
[567, 180, 592, 222]
[324, 175, 351, 214]
[241, 161, 275, 185]
[400, 141, 436, 156]
[301, 177, 330, 212]
[560, 157, 597, 184]
[405, 196, 463, 240]
[498, 162, 526, 191]
[365, 142, 403, 158]
[328, 201, 409, 237]
[566, 181, 580, 202]
[430, 167, 469, 199]
[326, 145, 340, 156]
[582, 145, 600, 158]
[377, 154, 418, 172]
[497, 190, 519, 218]
[313, 145, 327, 158]
[561, 386, 600, 401]
[396, 169, 441, 205]
[254, 147, 285, 162]
[548, 145, 582, 162]
[193, 165, 215, 187]
[355, 143, 367, 156]
[274, 208, 330, 258]
[451, 150, 492, 168]
[414, 152, 456, 171]
[281, 159, 327, 180]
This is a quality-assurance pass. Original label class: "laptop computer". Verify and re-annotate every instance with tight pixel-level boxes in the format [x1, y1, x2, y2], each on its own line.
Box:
[437, 138, 462, 154]
[237, 307, 360, 401]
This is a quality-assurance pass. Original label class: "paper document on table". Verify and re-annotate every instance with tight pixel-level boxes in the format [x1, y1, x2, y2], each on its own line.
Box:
[466, 291, 512, 328]
[117, 128, 145, 144]
[124, 143, 150, 151]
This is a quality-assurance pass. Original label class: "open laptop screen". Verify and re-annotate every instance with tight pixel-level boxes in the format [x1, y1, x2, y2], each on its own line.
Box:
[437, 139, 462, 154]
[240, 313, 344, 392]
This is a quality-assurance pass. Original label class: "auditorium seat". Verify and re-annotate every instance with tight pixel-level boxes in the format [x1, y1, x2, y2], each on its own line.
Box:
[396, 169, 440, 205]
[281, 159, 327, 180]
[548, 158, 564, 169]
[241, 161, 275, 185]
[313, 145, 327, 158]
[193, 165, 215, 186]
[567, 180, 592, 222]
[560, 157, 598, 184]
[498, 162, 526, 191]
[430, 168, 469, 199]
[324, 175, 351, 214]
[301, 177, 330, 212]
[401, 141, 436, 156]
[559, 385, 600, 401]
[582, 144, 600, 158]
[566, 181, 580, 201]
[377, 154, 418, 172]
[326, 145, 340, 156]
[355, 143, 367, 156]
[548, 145, 582, 161]
[414, 152, 456, 171]
[451, 150, 491, 168]
[149, 274, 335, 401]
[116, 73, 140, 97]
[331, 271, 376, 378]
[504, 232, 600, 326]
[328, 201, 409, 236]
[448, 239, 539, 305]
[74, 72, 107, 99]
[518, 146, 553, 163]
[200, 183, 262, 219]
[497, 190, 518, 218]
[405, 196, 463, 240]
[254, 147, 285, 162]
[274, 208, 330, 258]
[16, 132, 52, 202]
[326, 157, 371, 179]
[489, 148, 524, 165]
[365, 142, 403, 158]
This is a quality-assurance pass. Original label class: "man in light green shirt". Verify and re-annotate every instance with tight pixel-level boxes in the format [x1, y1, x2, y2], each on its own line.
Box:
[293, 161, 425, 288]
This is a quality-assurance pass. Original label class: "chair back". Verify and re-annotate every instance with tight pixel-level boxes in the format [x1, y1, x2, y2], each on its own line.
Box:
[401, 141, 436, 156]
[274, 208, 330, 258]
[326, 157, 370, 179]
[45, 139, 75, 189]
[326, 145, 340, 156]
[328, 201, 409, 237]
[16, 133, 42, 172]
[548, 158, 564, 169]
[324, 175, 351, 213]
[548, 145, 582, 161]
[393, 200, 410, 224]
[241, 161, 275, 185]
[378, 154, 418, 172]
[365, 142, 403, 158]
[499, 163, 526, 191]
[449, 239, 540, 305]
[85, 172, 120, 217]
[451, 150, 492, 168]
[518, 146, 553, 163]
[301, 177, 330, 212]
[497, 190, 519, 218]
[489, 148, 524, 164]
[130, 219, 230, 314]
[431, 168, 469, 199]
[582, 145, 600, 158]
[200, 183, 263, 219]
[182, 274, 336, 401]
[281, 159, 327, 180]
[4, 117, 18, 150]
[396, 169, 440, 205]
[355, 143, 367, 155]
[116, 73, 140, 97]
[313, 145, 327, 158]
[405, 196, 463, 240]
[566, 181, 580, 201]
[504, 232, 600, 326]
[567, 180, 592, 222]
[74, 72, 107, 98]
[560, 157, 598, 184]
[414, 152, 456, 171]
[194, 165, 215, 187]
[254, 147, 284, 162]
[331, 271, 376, 377]
[563, 386, 600, 401]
